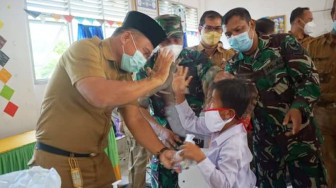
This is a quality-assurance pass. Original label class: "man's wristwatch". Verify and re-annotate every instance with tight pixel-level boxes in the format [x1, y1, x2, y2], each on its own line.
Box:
[156, 147, 169, 160]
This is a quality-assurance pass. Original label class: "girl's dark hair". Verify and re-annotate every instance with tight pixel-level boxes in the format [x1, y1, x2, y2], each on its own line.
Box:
[213, 79, 257, 118]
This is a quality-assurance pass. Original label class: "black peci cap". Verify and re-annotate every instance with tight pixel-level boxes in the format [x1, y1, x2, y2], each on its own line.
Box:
[122, 11, 167, 47]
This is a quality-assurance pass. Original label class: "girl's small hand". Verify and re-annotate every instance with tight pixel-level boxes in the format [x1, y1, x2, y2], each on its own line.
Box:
[172, 66, 192, 104]
[180, 142, 206, 163]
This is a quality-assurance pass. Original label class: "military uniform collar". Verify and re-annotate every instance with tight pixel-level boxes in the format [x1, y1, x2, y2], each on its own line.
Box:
[288, 31, 311, 43]
[238, 36, 267, 61]
[258, 35, 271, 50]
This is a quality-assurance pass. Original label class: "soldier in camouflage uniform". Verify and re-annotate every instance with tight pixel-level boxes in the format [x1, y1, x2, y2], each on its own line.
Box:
[306, 4, 336, 187]
[223, 8, 326, 188]
[136, 14, 220, 188]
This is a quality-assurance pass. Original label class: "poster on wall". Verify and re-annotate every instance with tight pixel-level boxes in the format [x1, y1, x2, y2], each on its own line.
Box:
[0, 35, 7, 49]
[267, 15, 286, 34]
[134, 0, 158, 18]
[0, 50, 9, 67]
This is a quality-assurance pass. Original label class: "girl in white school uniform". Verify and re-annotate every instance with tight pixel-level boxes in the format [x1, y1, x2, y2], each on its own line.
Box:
[172, 66, 256, 188]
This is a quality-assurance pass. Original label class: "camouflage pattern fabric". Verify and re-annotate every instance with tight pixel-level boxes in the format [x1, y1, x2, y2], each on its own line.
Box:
[155, 14, 183, 38]
[225, 34, 327, 188]
[188, 44, 235, 69]
[136, 48, 218, 188]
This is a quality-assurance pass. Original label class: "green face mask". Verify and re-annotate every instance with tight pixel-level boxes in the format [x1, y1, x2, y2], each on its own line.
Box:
[120, 34, 147, 73]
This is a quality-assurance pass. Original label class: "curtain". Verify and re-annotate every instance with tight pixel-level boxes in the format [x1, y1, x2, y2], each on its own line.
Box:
[104, 125, 121, 180]
[77, 24, 104, 40]
[0, 143, 35, 175]
[183, 32, 188, 48]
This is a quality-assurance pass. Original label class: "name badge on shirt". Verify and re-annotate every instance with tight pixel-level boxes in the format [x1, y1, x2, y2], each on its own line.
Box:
[68, 157, 83, 188]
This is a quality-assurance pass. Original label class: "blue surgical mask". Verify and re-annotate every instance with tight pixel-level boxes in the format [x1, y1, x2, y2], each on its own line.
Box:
[228, 29, 254, 52]
[120, 34, 147, 73]
[333, 21, 336, 31]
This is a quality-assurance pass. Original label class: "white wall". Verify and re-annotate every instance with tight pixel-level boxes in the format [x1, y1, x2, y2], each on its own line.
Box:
[169, 0, 205, 18]
[204, 0, 334, 37]
[0, 0, 45, 139]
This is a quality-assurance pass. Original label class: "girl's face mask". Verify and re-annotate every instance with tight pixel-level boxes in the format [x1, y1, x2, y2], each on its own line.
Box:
[203, 108, 235, 132]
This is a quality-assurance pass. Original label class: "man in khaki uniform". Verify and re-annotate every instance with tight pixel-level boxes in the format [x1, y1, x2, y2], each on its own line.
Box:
[29, 11, 176, 188]
[189, 10, 234, 69]
[289, 7, 315, 48]
[307, 4, 336, 188]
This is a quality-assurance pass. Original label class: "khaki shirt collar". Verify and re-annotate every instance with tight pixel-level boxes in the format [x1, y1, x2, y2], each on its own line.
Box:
[197, 43, 224, 54]
[322, 32, 336, 46]
[101, 38, 115, 61]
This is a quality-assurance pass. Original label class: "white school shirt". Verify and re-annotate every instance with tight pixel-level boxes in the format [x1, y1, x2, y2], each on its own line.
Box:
[175, 100, 256, 188]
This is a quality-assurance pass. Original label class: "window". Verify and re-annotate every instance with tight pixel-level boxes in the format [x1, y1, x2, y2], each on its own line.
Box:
[26, 0, 129, 83]
[158, 0, 199, 47]
[29, 20, 70, 81]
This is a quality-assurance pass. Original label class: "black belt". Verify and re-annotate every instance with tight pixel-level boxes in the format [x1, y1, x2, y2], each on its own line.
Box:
[36, 142, 96, 158]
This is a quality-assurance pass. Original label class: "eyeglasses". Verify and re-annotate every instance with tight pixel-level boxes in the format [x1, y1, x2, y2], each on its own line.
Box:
[202, 25, 223, 32]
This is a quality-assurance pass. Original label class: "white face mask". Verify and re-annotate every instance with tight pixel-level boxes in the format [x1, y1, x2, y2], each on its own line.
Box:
[163, 44, 183, 60]
[304, 21, 316, 35]
[204, 110, 235, 132]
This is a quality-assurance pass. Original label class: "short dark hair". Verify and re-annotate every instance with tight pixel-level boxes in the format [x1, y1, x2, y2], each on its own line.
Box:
[256, 18, 275, 35]
[222, 7, 251, 25]
[290, 7, 310, 24]
[199, 10, 222, 26]
[213, 79, 255, 118]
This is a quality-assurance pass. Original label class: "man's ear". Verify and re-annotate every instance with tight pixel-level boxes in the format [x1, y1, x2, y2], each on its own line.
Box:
[295, 18, 303, 26]
[198, 26, 203, 34]
[250, 19, 256, 30]
[120, 31, 132, 46]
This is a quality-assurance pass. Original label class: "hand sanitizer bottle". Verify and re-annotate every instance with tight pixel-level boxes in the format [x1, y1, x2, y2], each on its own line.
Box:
[173, 134, 195, 173]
